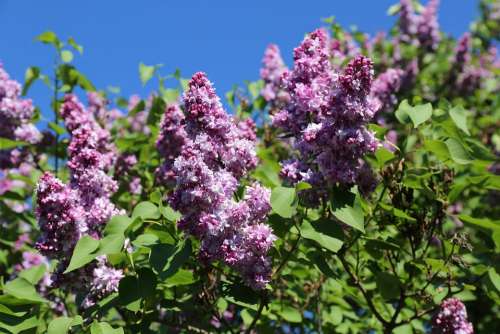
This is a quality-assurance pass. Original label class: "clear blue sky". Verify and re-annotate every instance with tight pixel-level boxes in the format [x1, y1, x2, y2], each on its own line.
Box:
[0, 0, 478, 118]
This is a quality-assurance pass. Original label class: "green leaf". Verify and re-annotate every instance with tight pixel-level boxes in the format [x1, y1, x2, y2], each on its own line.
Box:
[379, 203, 416, 222]
[64, 236, 100, 273]
[90, 322, 124, 334]
[104, 215, 133, 236]
[374, 147, 396, 167]
[165, 269, 196, 287]
[132, 233, 159, 248]
[449, 105, 470, 135]
[3, 278, 47, 303]
[270, 186, 296, 218]
[445, 138, 472, 164]
[408, 103, 432, 128]
[132, 201, 160, 220]
[280, 306, 302, 323]
[18, 264, 46, 285]
[36, 31, 61, 49]
[376, 272, 401, 300]
[96, 234, 124, 256]
[49, 122, 66, 135]
[301, 221, 343, 253]
[424, 139, 450, 162]
[330, 188, 364, 232]
[150, 240, 191, 280]
[47, 316, 83, 334]
[22, 66, 40, 95]
[118, 269, 157, 311]
[487, 268, 500, 292]
[395, 100, 412, 124]
[61, 50, 73, 63]
[161, 205, 182, 222]
[139, 62, 162, 86]
[67, 37, 83, 54]
[459, 215, 499, 231]
[0, 138, 28, 150]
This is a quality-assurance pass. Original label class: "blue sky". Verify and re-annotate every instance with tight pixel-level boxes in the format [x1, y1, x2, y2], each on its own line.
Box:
[0, 0, 478, 117]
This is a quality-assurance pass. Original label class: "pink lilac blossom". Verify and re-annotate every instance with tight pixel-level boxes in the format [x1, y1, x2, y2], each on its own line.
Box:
[432, 298, 474, 334]
[35, 95, 123, 308]
[163, 72, 275, 289]
[61, 94, 121, 232]
[260, 44, 290, 113]
[272, 29, 378, 193]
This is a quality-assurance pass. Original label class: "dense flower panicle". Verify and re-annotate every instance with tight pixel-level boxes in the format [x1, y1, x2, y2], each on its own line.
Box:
[417, 0, 440, 50]
[0, 64, 40, 141]
[432, 298, 474, 334]
[162, 72, 274, 289]
[81, 257, 124, 309]
[370, 68, 405, 114]
[127, 94, 153, 135]
[399, 0, 418, 43]
[87, 92, 122, 128]
[453, 33, 471, 72]
[35, 172, 86, 259]
[398, 0, 440, 50]
[329, 32, 361, 64]
[34, 95, 123, 307]
[61, 94, 121, 231]
[0, 64, 41, 172]
[155, 103, 187, 185]
[273, 29, 378, 189]
[260, 44, 290, 112]
[156, 103, 187, 160]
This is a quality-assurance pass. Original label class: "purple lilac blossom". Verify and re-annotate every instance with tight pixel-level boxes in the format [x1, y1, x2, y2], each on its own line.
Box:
[272, 29, 378, 193]
[370, 68, 405, 114]
[417, 0, 440, 51]
[432, 298, 474, 334]
[398, 0, 440, 51]
[260, 44, 290, 113]
[162, 72, 275, 289]
[87, 92, 123, 129]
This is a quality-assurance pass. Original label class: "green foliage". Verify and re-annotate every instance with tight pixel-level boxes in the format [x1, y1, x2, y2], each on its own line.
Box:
[1, 2, 499, 333]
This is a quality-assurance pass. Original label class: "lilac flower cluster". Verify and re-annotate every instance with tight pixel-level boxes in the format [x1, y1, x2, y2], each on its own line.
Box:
[156, 103, 187, 186]
[160, 72, 275, 289]
[0, 64, 41, 173]
[450, 33, 494, 94]
[60, 94, 121, 232]
[87, 92, 123, 129]
[35, 94, 123, 308]
[127, 94, 152, 135]
[260, 44, 290, 113]
[0, 64, 41, 146]
[432, 298, 474, 334]
[272, 29, 378, 192]
[370, 68, 405, 114]
[329, 31, 361, 65]
[398, 0, 441, 51]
